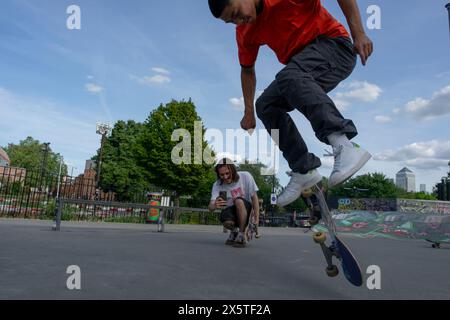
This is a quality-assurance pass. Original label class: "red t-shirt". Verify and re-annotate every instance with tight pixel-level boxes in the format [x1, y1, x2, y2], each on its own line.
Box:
[236, 0, 350, 67]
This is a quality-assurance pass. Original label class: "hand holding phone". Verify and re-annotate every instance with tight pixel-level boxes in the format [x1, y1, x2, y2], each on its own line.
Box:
[216, 191, 228, 209]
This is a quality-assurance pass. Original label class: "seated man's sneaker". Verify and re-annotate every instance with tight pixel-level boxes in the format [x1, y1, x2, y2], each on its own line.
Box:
[225, 229, 238, 245]
[277, 170, 322, 207]
[232, 233, 248, 248]
[328, 143, 371, 188]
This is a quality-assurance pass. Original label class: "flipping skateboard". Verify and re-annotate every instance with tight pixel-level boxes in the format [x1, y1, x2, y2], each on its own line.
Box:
[245, 210, 258, 241]
[301, 183, 363, 287]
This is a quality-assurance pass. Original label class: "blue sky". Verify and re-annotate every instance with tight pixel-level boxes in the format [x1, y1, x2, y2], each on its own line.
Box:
[1, 0, 449, 192]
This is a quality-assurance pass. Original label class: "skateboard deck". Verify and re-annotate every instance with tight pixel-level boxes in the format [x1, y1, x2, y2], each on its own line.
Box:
[302, 184, 363, 287]
[245, 210, 258, 241]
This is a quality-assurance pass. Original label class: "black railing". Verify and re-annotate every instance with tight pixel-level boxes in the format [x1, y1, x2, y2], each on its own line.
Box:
[0, 166, 147, 219]
[53, 198, 222, 231]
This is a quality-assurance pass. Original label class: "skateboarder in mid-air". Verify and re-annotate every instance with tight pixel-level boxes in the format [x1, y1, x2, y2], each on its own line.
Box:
[208, 0, 373, 206]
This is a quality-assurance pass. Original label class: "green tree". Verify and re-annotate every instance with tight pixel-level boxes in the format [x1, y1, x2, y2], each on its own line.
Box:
[136, 100, 215, 219]
[330, 172, 399, 198]
[4, 137, 67, 176]
[396, 191, 437, 200]
[95, 120, 153, 202]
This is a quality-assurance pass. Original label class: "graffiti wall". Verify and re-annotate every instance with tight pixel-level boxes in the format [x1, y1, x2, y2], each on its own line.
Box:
[314, 210, 450, 241]
[335, 197, 450, 215]
[396, 199, 450, 215]
[336, 198, 397, 211]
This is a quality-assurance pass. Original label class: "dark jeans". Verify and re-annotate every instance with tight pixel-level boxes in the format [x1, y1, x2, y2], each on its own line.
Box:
[256, 36, 358, 174]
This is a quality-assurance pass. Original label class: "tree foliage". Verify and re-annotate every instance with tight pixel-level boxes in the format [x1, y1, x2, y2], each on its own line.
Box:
[4, 136, 67, 175]
[330, 172, 398, 198]
[329, 172, 436, 200]
[95, 120, 153, 202]
[136, 99, 215, 201]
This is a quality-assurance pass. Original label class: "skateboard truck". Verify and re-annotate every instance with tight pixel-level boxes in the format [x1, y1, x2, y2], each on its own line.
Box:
[307, 184, 363, 286]
[313, 232, 340, 277]
[301, 189, 322, 227]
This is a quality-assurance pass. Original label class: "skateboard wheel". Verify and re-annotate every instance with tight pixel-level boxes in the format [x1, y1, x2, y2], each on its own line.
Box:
[432, 244, 436, 248]
[326, 265, 339, 277]
[313, 232, 326, 244]
[308, 216, 319, 226]
[302, 189, 313, 198]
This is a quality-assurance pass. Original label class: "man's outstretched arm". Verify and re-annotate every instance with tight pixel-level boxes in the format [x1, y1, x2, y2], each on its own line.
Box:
[240, 66, 257, 131]
[337, 0, 373, 65]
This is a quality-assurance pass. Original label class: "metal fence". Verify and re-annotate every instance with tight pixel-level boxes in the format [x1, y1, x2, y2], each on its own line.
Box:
[53, 198, 222, 231]
[0, 166, 147, 219]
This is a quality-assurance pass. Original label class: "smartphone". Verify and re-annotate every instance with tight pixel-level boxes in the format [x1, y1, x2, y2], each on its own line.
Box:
[219, 191, 227, 201]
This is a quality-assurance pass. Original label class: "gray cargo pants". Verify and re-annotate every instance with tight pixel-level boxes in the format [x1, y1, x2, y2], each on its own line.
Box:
[256, 36, 358, 174]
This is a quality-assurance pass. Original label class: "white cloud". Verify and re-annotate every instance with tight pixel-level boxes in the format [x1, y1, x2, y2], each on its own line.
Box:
[392, 108, 401, 114]
[402, 85, 450, 120]
[374, 115, 392, 124]
[151, 67, 170, 75]
[230, 97, 244, 110]
[85, 83, 104, 94]
[374, 140, 450, 171]
[86, 75, 94, 80]
[404, 158, 449, 170]
[334, 81, 382, 107]
[131, 74, 171, 86]
[147, 74, 171, 84]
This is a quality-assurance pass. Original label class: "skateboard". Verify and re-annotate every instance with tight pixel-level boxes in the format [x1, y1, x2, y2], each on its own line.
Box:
[301, 183, 363, 287]
[425, 238, 449, 248]
[245, 210, 258, 241]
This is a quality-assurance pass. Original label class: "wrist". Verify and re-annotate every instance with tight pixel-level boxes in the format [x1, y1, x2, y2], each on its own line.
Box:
[351, 30, 367, 39]
[244, 107, 255, 116]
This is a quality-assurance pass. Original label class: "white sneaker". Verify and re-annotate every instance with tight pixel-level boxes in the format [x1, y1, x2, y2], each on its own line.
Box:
[328, 143, 371, 188]
[225, 228, 239, 245]
[277, 170, 322, 207]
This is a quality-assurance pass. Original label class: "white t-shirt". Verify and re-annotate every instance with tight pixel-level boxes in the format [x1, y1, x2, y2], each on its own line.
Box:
[210, 171, 259, 207]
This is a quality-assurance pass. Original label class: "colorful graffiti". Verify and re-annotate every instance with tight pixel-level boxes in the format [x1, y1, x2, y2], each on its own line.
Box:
[314, 210, 450, 241]
[335, 198, 450, 215]
[397, 199, 450, 215]
[337, 198, 397, 211]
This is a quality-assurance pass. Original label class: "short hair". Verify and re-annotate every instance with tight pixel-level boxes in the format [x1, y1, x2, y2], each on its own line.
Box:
[208, 0, 231, 18]
[215, 158, 240, 185]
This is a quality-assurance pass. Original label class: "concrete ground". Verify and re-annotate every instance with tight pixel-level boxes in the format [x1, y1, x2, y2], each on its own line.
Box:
[0, 218, 449, 300]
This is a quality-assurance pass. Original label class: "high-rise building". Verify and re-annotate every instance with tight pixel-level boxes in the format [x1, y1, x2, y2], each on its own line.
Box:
[396, 167, 416, 192]
[420, 184, 426, 193]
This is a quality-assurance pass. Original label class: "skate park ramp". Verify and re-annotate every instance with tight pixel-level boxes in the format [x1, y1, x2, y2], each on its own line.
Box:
[314, 210, 450, 241]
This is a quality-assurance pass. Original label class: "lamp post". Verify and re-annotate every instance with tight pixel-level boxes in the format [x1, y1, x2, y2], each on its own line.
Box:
[447, 3, 450, 36]
[38, 142, 51, 193]
[95, 123, 112, 199]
